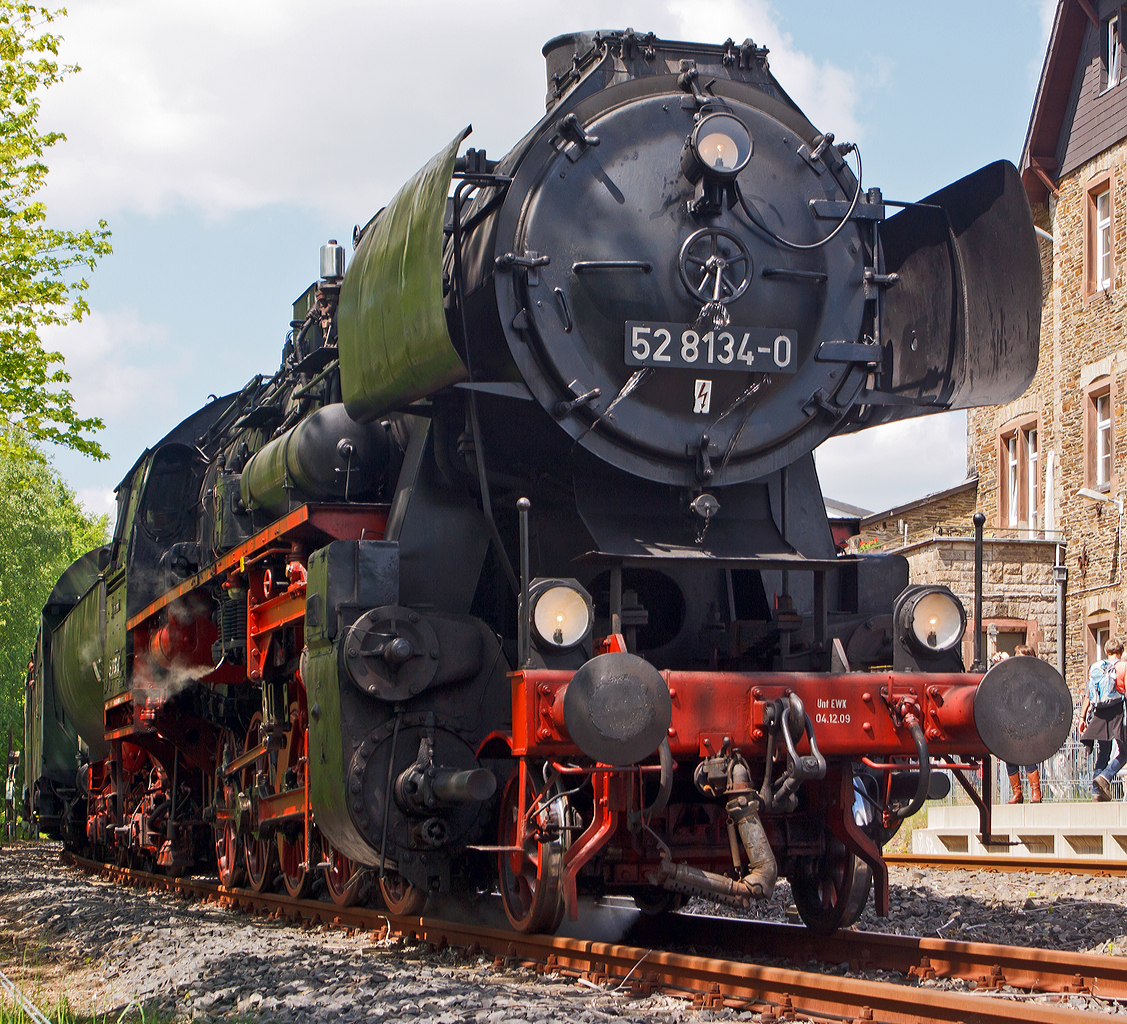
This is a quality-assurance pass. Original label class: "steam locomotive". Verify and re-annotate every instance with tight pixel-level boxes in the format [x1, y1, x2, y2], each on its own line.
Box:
[25, 29, 1072, 934]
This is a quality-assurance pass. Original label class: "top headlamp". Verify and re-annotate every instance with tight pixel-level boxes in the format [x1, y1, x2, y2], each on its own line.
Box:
[682, 113, 753, 183]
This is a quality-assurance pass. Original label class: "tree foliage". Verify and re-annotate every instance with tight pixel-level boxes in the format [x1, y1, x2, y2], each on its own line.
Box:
[0, 2, 111, 458]
[0, 426, 107, 753]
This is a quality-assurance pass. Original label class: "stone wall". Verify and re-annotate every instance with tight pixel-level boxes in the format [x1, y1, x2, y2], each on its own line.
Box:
[901, 538, 1060, 668]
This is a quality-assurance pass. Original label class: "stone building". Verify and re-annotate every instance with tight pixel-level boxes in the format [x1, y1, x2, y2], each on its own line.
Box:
[852, 0, 1127, 694]
[851, 479, 1061, 667]
[984, 0, 1127, 688]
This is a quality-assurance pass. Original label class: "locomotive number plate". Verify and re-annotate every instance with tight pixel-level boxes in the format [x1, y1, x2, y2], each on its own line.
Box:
[624, 322, 797, 373]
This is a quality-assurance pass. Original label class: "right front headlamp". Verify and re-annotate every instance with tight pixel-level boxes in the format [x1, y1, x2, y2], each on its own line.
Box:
[896, 585, 966, 654]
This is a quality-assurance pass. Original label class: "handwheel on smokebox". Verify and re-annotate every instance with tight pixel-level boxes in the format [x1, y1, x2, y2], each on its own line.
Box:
[214, 728, 246, 888]
[498, 761, 568, 934]
[322, 835, 365, 907]
[790, 837, 873, 935]
[242, 713, 278, 892]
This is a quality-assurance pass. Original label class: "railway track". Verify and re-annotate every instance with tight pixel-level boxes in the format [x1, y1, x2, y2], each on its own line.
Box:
[61, 852, 1126, 1023]
[885, 853, 1127, 876]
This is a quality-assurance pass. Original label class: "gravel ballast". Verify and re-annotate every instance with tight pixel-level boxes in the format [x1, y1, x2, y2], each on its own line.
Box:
[0, 841, 1124, 1022]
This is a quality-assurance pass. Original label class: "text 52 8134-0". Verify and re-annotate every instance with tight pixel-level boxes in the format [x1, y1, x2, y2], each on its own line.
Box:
[624, 321, 798, 373]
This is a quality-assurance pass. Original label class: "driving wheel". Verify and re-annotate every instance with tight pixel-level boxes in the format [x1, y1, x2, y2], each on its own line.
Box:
[498, 761, 567, 934]
[214, 728, 246, 888]
[276, 702, 312, 898]
[378, 870, 427, 915]
[791, 837, 872, 935]
[242, 714, 277, 892]
[322, 835, 366, 907]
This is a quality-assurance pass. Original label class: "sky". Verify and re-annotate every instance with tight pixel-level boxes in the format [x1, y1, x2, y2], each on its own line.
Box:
[36, 0, 1059, 520]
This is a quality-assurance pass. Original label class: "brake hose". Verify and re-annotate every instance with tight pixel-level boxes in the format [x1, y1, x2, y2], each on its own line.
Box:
[893, 716, 931, 820]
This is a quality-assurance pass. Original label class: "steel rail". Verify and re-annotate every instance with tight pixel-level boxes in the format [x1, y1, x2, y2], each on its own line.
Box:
[626, 913, 1127, 999]
[61, 853, 1123, 1024]
[885, 852, 1127, 876]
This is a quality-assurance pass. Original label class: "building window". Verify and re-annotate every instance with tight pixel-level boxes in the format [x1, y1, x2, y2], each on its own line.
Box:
[1098, 189, 1113, 287]
[1108, 13, 1122, 90]
[1086, 178, 1115, 294]
[1088, 614, 1112, 672]
[1097, 392, 1113, 487]
[1007, 435, 1018, 527]
[998, 418, 1039, 530]
[1086, 379, 1114, 492]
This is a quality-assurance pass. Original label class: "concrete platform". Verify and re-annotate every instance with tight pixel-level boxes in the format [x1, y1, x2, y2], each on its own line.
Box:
[912, 803, 1127, 859]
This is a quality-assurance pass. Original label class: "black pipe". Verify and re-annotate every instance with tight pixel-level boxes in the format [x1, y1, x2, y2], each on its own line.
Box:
[973, 511, 985, 671]
[642, 738, 673, 821]
[893, 717, 931, 820]
[166, 751, 178, 842]
[518, 497, 531, 667]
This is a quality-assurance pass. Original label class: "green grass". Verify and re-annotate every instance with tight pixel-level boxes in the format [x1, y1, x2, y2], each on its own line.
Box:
[0, 994, 182, 1024]
[883, 807, 928, 855]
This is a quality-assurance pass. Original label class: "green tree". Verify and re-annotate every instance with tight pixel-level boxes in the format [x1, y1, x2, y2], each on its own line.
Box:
[0, 425, 107, 753]
[0, 2, 111, 458]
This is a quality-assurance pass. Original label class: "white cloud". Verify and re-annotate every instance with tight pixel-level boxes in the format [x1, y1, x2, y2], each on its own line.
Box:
[40, 308, 181, 430]
[39, 0, 858, 223]
[815, 411, 969, 514]
[74, 486, 118, 524]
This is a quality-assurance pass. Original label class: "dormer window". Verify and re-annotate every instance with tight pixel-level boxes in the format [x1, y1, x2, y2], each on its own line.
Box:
[1107, 12, 1122, 90]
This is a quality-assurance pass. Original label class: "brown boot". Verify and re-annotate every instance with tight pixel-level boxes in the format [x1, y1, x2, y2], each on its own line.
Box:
[1007, 772, 1023, 803]
[1028, 769, 1042, 804]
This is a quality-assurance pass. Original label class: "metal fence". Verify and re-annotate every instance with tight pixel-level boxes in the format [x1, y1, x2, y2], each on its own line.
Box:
[932, 710, 1125, 805]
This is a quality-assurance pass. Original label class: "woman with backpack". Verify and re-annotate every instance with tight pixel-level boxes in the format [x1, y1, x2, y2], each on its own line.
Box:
[1080, 637, 1127, 801]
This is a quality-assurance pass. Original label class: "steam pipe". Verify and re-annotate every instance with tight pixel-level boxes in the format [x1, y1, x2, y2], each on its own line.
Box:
[166, 751, 178, 842]
[653, 767, 777, 905]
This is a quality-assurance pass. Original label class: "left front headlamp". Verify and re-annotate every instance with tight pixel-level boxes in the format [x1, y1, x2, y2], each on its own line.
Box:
[529, 579, 593, 651]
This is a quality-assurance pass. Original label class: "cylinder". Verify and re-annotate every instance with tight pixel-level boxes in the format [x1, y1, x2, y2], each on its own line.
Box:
[147, 615, 216, 672]
[240, 403, 389, 515]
